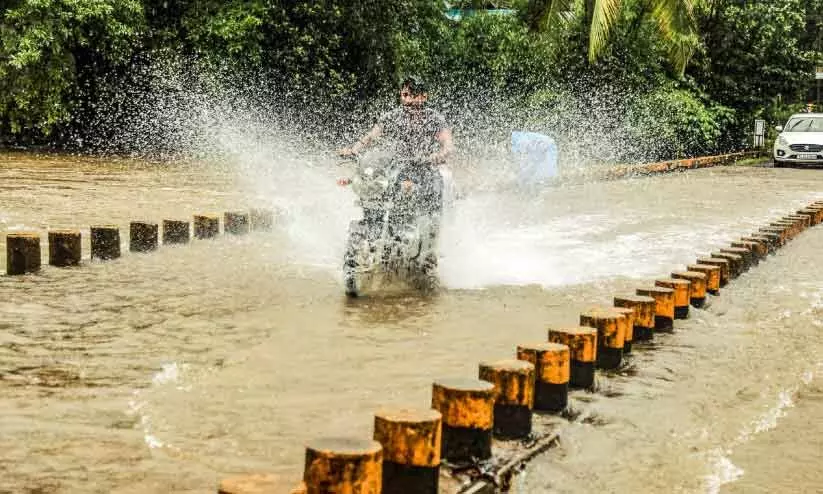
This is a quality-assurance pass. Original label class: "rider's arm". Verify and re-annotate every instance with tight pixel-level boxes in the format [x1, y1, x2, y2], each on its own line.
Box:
[427, 128, 455, 165]
[341, 124, 383, 156]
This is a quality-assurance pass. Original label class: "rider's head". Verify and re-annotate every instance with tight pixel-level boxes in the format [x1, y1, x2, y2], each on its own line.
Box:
[400, 75, 428, 108]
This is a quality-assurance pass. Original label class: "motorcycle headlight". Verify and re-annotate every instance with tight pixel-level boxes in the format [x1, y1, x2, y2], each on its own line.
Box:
[778, 136, 788, 146]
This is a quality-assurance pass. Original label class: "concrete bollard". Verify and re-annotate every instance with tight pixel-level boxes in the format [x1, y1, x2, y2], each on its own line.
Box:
[784, 218, 804, 236]
[636, 286, 675, 332]
[655, 279, 691, 318]
[790, 216, 808, 234]
[224, 212, 250, 235]
[797, 208, 822, 226]
[217, 474, 283, 494]
[737, 238, 769, 258]
[759, 227, 787, 246]
[672, 271, 708, 307]
[686, 264, 721, 296]
[547, 327, 597, 389]
[773, 221, 796, 236]
[711, 251, 744, 278]
[580, 308, 625, 370]
[6, 233, 41, 275]
[194, 215, 220, 239]
[732, 240, 761, 266]
[431, 379, 495, 462]
[373, 408, 441, 494]
[787, 215, 810, 235]
[479, 360, 535, 438]
[720, 247, 753, 271]
[786, 214, 810, 229]
[772, 221, 798, 240]
[695, 257, 730, 287]
[788, 215, 810, 229]
[90, 225, 120, 260]
[516, 343, 569, 413]
[749, 233, 779, 252]
[767, 224, 793, 242]
[731, 240, 764, 263]
[303, 438, 382, 494]
[614, 294, 656, 341]
[611, 307, 635, 354]
[250, 208, 276, 231]
[130, 222, 158, 252]
[48, 230, 81, 267]
[162, 220, 190, 245]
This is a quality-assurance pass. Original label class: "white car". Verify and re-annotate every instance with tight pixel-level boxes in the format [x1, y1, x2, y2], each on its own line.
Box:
[773, 113, 823, 167]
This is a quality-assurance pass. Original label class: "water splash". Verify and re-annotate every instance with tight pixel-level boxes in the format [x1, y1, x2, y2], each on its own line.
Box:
[129, 362, 188, 451]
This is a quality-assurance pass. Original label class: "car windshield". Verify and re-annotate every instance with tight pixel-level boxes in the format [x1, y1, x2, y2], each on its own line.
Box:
[785, 117, 823, 132]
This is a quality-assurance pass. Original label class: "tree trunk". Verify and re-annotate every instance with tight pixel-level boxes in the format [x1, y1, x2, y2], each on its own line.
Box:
[525, 0, 551, 32]
[583, 0, 595, 58]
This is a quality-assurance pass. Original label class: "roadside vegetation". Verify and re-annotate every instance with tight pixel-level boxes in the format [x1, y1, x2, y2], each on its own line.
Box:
[0, 0, 820, 161]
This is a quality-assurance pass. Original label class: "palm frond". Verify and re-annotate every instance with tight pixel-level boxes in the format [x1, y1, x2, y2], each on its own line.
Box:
[649, 0, 697, 76]
[588, 0, 623, 63]
[545, 0, 576, 29]
[527, 0, 576, 32]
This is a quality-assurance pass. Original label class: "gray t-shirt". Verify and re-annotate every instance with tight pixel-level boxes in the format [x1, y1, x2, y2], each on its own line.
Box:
[377, 107, 448, 161]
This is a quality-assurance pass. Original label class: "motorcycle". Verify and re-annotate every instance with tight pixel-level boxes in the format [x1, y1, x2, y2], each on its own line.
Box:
[339, 155, 446, 297]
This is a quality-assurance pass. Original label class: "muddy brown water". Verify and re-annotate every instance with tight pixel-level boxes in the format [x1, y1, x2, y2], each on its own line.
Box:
[2, 152, 823, 493]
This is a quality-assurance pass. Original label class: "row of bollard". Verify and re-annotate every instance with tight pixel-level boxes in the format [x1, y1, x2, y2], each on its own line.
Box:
[217, 200, 823, 494]
[3, 209, 276, 275]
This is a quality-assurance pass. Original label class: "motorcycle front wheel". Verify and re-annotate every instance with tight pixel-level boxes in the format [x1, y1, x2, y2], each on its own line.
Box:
[343, 220, 365, 297]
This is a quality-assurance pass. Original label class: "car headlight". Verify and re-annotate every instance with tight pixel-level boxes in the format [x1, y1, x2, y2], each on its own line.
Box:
[778, 136, 788, 146]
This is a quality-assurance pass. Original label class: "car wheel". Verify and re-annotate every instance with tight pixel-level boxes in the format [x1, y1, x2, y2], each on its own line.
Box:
[773, 159, 786, 168]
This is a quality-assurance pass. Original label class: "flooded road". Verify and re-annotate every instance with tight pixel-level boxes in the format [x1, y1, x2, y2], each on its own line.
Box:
[2, 152, 823, 493]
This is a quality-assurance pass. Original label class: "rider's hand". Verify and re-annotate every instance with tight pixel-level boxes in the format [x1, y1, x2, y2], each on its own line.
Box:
[337, 147, 357, 158]
[337, 177, 352, 186]
[401, 179, 414, 194]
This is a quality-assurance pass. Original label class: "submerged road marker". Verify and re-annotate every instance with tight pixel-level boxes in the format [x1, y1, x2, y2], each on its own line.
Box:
[516, 342, 570, 413]
[431, 379, 495, 463]
[303, 438, 382, 494]
[90, 225, 120, 260]
[479, 360, 535, 438]
[6, 232, 41, 275]
[48, 229, 81, 267]
[373, 408, 441, 494]
[580, 308, 625, 370]
[636, 286, 675, 332]
[547, 327, 597, 389]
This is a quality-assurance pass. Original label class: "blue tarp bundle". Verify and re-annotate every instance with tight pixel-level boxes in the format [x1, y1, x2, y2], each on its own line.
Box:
[511, 131, 558, 185]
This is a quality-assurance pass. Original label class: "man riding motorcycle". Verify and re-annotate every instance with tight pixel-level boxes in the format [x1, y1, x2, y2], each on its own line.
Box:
[337, 75, 455, 296]
[338, 76, 455, 235]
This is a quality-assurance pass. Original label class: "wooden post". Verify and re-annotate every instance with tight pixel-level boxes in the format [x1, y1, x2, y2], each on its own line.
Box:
[431, 379, 495, 462]
[130, 222, 159, 252]
[373, 408, 441, 494]
[303, 438, 382, 494]
[516, 342, 570, 412]
[225, 212, 250, 235]
[163, 220, 190, 244]
[90, 225, 120, 260]
[48, 230, 81, 267]
[6, 233, 41, 275]
[547, 327, 597, 389]
[194, 215, 220, 239]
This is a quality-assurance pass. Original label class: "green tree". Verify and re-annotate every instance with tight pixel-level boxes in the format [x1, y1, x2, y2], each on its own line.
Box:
[526, 0, 697, 75]
[688, 0, 815, 145]
[0, 0, 145, 139]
